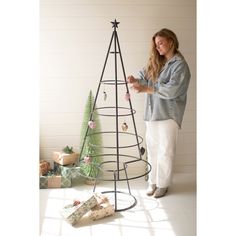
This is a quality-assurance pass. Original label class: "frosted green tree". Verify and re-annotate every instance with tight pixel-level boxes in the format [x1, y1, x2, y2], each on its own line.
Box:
[79, 90, 102, 178]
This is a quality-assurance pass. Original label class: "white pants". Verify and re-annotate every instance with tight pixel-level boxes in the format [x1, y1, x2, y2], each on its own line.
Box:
[146, 119, 179, 188]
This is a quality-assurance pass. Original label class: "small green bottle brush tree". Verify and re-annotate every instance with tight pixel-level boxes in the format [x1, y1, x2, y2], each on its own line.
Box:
[79, 90, 102, 179]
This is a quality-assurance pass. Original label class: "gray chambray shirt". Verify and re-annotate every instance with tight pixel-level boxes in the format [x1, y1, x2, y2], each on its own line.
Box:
[137, 54, 191, 128]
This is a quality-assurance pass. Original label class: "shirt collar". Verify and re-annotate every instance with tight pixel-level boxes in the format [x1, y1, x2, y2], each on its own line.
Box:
[166, 54, 182, 65]
[158, 54, 182, 75]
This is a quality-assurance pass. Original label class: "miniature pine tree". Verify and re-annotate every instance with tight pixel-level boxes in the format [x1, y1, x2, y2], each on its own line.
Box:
[79, 90, 102, 178]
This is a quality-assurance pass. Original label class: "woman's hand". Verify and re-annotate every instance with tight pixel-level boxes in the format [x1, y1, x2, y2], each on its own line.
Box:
[127, 75, 138, 84]
[130, 83, 153, 94]
[127, 75, 153, 93]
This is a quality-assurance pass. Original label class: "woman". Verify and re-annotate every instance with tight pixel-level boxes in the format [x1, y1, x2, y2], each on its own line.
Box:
[127, 28, 191, 198]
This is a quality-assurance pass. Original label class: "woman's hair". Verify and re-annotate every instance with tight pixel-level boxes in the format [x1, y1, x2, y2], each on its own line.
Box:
[146, 28, 181, 82]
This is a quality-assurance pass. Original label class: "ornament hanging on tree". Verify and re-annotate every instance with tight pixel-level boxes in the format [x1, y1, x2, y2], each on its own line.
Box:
[84, 155, 92, 164]
[124, 92, 130, 101]
[140, 147, 145, 155]
[121, 122, 128, 131]
[88, 120, 96, 129]
[103, 84, 107, 101]
[103, 91, 107, 101]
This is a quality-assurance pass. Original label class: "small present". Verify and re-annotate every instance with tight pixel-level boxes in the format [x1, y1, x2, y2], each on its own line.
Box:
[61, 194, 98, 226]
[39, 172, 72, 189]
[40, 176, 48, 189]
[53, 162, 81, 179]
[61, 176, 72, 188]
[53, 151, 79, 166]
[39, 160, 51, 176]
[88, 202, 115, 221]
[48, 175, 61, 188]
[53, 162, 73, 178]
[94, 192, 108, 205]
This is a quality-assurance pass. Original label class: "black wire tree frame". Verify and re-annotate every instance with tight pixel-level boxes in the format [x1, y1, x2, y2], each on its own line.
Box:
[79, 20, 151, 211]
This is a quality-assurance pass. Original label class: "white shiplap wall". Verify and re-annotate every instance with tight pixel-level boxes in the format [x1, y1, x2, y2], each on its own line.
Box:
[40, 0, 196, 173]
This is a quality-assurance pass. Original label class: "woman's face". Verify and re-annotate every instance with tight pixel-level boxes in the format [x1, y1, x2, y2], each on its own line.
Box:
[154, 36, 173, 57]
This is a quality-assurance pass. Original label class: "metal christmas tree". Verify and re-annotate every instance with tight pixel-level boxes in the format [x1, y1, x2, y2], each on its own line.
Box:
[79, 20, 151, 211]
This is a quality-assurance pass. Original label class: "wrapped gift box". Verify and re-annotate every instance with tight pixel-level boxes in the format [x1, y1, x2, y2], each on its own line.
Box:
[61, 195, 98, 226]
[88, 202, 115, 221]
[40, 173, 72, 189]
[53, 162, 73, 178]
[53, 151, 79, 166]
[53, 162, 81, 179]
[48, 175, 61, 188]
[40, 176, 48, 189]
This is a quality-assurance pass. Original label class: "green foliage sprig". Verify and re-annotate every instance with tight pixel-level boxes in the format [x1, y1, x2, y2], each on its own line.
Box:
[62, 146, 74, 154]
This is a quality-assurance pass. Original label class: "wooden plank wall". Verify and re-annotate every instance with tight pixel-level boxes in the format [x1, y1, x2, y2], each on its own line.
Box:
[40, 0, 196, 173]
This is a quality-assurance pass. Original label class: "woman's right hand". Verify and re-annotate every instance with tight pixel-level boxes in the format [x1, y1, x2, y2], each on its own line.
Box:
[127, 75, 137, 84]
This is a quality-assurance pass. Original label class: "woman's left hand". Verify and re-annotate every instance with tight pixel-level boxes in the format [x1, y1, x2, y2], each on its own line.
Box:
[130, 83, 153, 94]
[130, 83, 144, 93]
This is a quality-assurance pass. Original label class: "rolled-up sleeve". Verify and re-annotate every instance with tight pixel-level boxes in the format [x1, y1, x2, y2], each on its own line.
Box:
[154, 62, 190, 99]
[137, 68, 148, 86]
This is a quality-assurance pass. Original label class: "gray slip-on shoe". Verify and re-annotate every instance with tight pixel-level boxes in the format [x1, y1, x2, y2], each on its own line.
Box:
[153, 187, 168, 198]
[146, 184, 157, 196]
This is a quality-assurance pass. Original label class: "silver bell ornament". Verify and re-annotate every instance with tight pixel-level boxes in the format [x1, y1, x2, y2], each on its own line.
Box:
[103, 91, 107, 101]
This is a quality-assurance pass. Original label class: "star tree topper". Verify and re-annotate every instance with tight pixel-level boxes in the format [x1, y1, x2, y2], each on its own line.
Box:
[111, 19, 120, 28]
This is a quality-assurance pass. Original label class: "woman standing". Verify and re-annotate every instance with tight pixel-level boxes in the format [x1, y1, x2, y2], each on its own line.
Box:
[127, 28, 191, 198]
